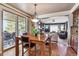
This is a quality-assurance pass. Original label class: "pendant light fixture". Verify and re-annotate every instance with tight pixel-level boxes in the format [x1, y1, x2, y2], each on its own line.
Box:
[31, 4, 39, 22]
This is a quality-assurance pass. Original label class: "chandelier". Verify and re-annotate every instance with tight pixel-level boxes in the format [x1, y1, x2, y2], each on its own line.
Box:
[31, 4, 39, 22]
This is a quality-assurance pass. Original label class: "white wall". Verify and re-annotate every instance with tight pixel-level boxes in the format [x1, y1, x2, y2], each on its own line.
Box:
[41, 16, 68, 23]
[68, 14, 73, 45]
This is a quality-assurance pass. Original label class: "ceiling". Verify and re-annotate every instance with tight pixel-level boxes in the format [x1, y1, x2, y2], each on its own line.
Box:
[7, 3, 75, 15]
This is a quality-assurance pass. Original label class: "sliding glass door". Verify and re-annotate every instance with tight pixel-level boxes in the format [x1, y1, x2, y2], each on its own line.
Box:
[3, 11, 28, 51]
[3, 11, 17, 50]
[18, 16, 26, 36]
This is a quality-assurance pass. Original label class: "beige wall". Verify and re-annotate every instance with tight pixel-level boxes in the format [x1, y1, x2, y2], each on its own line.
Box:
[28, 18, 35, 34]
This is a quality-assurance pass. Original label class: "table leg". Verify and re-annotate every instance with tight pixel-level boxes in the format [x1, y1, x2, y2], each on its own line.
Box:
[35, 44, 37, 56]
[15, 37, 19, 56]
[40, 43, 45, 56]
[22, 40, 24, 56]
[28, 42, 31, 56]
[49, 38, 52, 56]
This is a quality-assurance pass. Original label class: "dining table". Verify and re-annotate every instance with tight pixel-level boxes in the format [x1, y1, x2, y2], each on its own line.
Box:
[15, 34, 52, 56]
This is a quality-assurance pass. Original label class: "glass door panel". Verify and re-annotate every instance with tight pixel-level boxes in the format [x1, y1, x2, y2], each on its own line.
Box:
[3, 11, 16, 50]
[18, 16, 26, 36]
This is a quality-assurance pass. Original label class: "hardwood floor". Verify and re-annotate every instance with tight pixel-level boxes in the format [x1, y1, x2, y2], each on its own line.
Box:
[51, 43, 76, 56]
[30, 43, 77, 56]
[3, 43, 77, 56]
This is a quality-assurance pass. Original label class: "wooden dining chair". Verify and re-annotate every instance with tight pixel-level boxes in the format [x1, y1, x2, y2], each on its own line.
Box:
[45, 35, 52, 56]
[21, 36, 36, 56]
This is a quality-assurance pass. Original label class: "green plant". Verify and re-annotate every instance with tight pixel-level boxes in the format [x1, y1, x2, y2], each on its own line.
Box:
[32, 28, 38, 36]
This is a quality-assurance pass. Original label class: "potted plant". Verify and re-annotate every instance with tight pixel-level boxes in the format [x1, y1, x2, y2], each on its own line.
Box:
[32, 28, 38, 37]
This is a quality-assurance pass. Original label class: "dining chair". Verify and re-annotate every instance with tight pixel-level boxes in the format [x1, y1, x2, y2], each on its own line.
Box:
[21, 36, 36, 56]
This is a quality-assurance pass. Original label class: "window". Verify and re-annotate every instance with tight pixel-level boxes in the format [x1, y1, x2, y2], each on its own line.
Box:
[50, 25, 59, 32]
[44, 23, 66, 33]
[3, 11, 28, 50]
[60, 24, 65, 31]
[18, 16, 26, 36]
[3, 11, 17, 50]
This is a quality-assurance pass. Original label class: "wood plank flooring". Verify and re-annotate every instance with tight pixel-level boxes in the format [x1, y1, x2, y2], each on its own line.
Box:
[3, 43, 77, 56]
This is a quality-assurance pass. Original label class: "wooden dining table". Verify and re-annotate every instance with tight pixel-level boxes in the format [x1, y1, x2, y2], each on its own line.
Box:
[15, 34, 47, 56]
